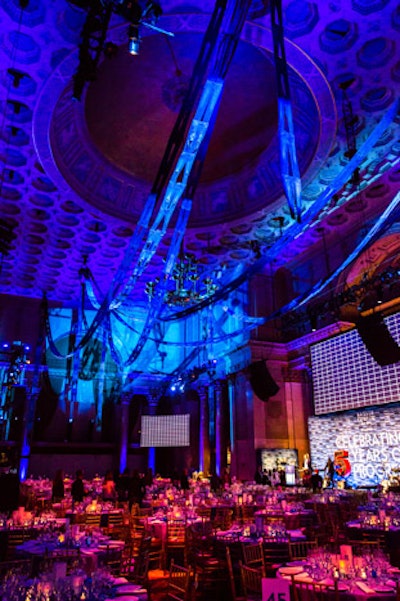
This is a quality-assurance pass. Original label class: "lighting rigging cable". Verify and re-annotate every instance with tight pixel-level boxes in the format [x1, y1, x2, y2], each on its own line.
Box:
[44, 97, 399, 364]
[45, 11, 398, 376]
[46, 0, 252, 367]
[271, 0, 302, 222]
[280, 191, 400, 316]
[108, 1, 252, 313]
[106, 0, 253, 368]
[108, 0, 229, 308]
[160, 97, 400, 322]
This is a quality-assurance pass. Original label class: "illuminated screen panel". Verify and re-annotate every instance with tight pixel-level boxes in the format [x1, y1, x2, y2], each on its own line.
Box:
[308, 404, 400, 487]
[311, 312, 400, 415]
[140, 414, 190, 447]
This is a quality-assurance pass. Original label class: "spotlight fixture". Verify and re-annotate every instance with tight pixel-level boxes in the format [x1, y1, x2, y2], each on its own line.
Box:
[121, 0, 172, 58]
[128, 24, 140, 55]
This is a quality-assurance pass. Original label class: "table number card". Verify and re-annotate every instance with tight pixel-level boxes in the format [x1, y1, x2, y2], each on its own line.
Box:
[262, 578, 290, 601]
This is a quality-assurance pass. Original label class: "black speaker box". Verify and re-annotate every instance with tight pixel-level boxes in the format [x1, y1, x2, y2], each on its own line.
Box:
[249, 361, 280, 401]
[0, 473, 20, 511]
[356, 313, 400, 366]
[8, 386, 27, 440]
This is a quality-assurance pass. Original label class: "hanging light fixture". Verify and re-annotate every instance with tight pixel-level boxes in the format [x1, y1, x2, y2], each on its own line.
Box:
[145, 249, 218, 307]
[128, 23, 140, 55]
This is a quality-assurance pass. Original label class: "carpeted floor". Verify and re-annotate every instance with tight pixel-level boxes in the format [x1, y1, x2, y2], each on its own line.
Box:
[148, 569, 170, 600]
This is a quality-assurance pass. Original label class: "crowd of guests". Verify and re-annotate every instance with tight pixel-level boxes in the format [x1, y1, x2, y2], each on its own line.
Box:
[51, 465, 235, 508]
[253, 460, 336, 493]
[51, 466, 158, 508]
[50, 458, 337, 509]
[254, 466, 286, 487]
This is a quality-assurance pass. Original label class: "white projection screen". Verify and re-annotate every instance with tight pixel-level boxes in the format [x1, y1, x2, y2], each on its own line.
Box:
[140, 414, 190, 447]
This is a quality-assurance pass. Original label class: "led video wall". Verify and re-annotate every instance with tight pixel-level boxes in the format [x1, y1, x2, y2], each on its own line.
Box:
[308, 404, 400, 487]
[311, 312, 400, 415]
[140, 414, 190, 447]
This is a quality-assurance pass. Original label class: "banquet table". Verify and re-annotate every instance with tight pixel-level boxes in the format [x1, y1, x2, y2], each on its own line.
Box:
[66, 509, 124, 527]
[0, 567, 148, 601]
[254, 508, 316, 532]
[275, 548, 400, 601]
[16, 535, 125, 576]
[0, 517, 66, 561]
[345, 520, 400, 567]
[146, 512, 202, 542]
[214, 524, 306, 544]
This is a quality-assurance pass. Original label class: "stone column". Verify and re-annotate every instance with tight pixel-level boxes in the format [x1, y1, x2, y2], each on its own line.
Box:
[215, 380, 224, 476]
[147, 393, 159, 473]
[227, 375, 235, 470]
[118, 392, 130, 475]
[198, 384, 210, 475]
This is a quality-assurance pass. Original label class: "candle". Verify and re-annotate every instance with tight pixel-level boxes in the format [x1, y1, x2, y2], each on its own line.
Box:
[72, 574, 84, 595]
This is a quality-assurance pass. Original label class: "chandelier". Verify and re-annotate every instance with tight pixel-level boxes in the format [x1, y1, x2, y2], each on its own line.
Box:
[145, 251, 218, 307]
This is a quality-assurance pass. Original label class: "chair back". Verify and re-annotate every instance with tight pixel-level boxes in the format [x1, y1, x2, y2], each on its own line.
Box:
[85, 513, 101, 527]
[241, 541, 265, 569]
[226, 546, 245, 601]
[167, 559, 192, 601]
[263, 538, 290, 574]
[6, 529, 32, 560]
[290, 575, 330, 601]
[239, 560, 264, 601]
[108, 512, 123, 526]
[289, 540, 318, 561]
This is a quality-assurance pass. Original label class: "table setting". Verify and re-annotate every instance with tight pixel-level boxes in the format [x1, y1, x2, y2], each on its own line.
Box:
[0, 564, 147, 601]
[214, 520, 301, 543]
[277, 545, 400, 598]
[16, 527, 125, 575]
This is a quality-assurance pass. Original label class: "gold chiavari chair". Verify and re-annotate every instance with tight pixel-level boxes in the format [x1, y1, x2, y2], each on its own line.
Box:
[40, 547, 81, 576]
[101, 543, 123, 575]
[239, 560, 265, 601]
[195, 506, 212, 521]
[240, 505, 257, 525]
[289, 540, 318, 561]
[166, 518, 187, 567]
[85, 513, 102, 528]
[241, 542, 265, 570]
[290, 575, 332, 601]
[5, 529, 31, 560]
[212, 507, 233, 531]
[120, 535, 151, 590]
[167, 559, 192, 601]
[262, 538, 290, 576]
[226, 546, 245, 601]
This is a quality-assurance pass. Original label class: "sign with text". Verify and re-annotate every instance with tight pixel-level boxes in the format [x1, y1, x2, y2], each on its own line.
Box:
[309, 404, 400, 487]
[262, 578, 290, 601]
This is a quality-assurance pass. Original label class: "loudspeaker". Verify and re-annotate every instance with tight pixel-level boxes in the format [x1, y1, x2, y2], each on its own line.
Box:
[249, 361, 280, 401]
[0, 473, 20, 511]
[356, 313, 400, 366]
[8, 386, 26, 440]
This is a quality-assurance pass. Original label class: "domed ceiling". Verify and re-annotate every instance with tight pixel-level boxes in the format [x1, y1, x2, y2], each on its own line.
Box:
[0, 0, 399, 306]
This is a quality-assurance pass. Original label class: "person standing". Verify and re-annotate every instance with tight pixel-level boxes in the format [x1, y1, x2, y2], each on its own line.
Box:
[102, 470, 117, 501]
[71, 469, 85, 503]
[180, 468, 190, 491]
[325, 457, 335, 487]
[128, 469, 144, 510]
[52, 469, 65, 503]
[254, 466, 263, 484]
